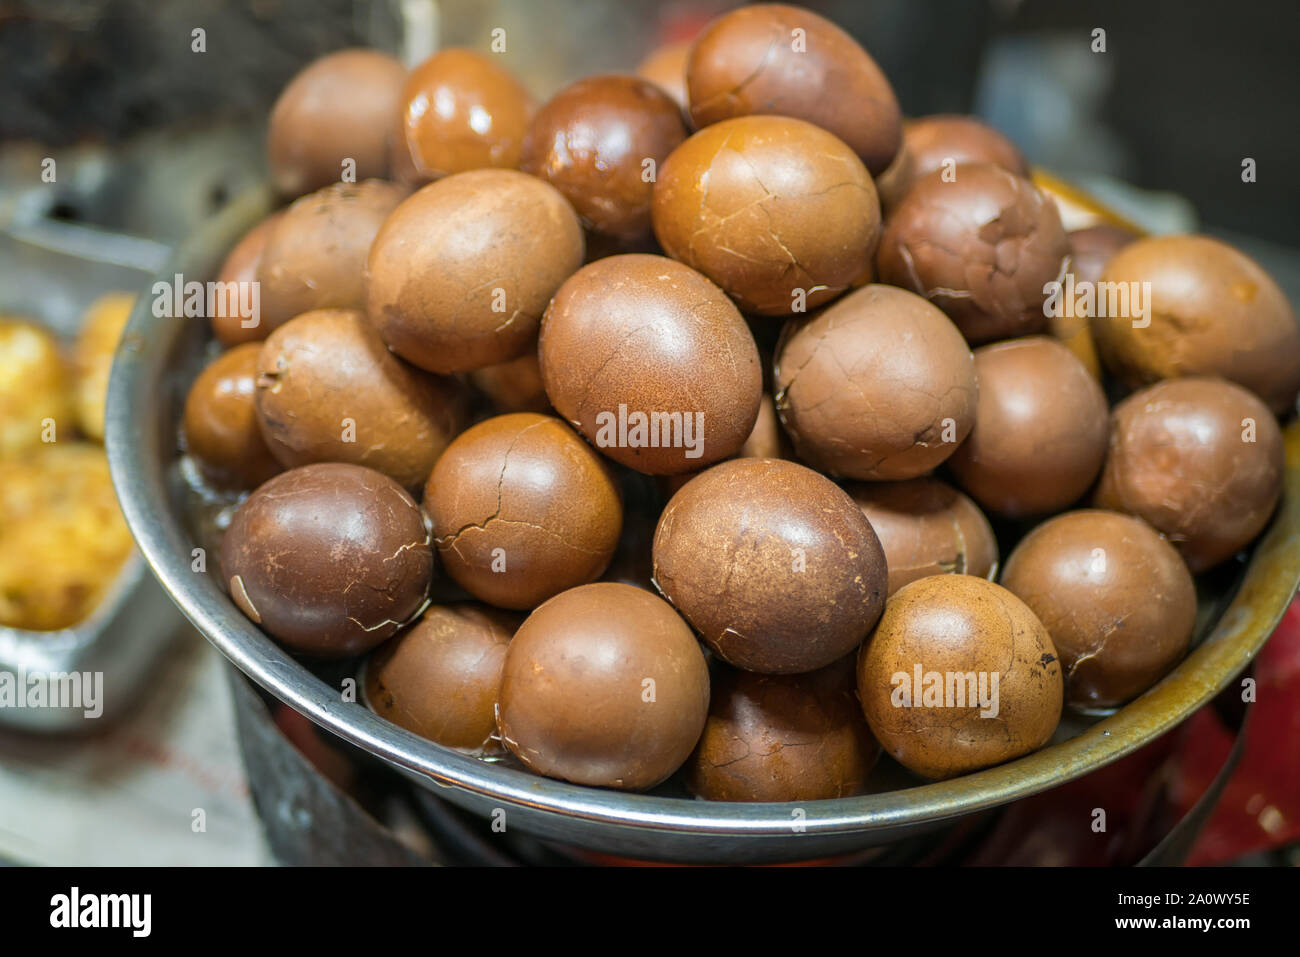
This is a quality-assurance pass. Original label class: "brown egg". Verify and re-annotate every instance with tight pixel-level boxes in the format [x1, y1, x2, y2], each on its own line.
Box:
[220, 463, 432, 657]
[686, 655, 879, 802]
[424, 413, 623, 610]
[1068, 223, 1139, 286]
[183, 343, 282, 489]
[1093, 234, 1300, 413]
[538, 254, 762, 474]
[497, 582, 710, 790]
[365, 603, 519, 755]
[653, 458, 887, 674]
[737, 393, 790, 459]
[468, 350, 551, 414]
[873, 141, 915, 215]
[1001, 510, 1196, 709]
[653, 115, 880, 316]
[210, 212, 283, 346]
[636, 41, 692, 111]
[686, 3, 901, 175]
[255, 180, 405, 334]
[773, 284, 976, 479]
[521, 75, 687, 242]
[857, 574, 1063, 779]
[948, 336, 1109, 518]
[393, 48, 534, 183]
[267, 49, 406, 198]
[1094, 378, 1283, 572]
[848, 478, 998, 596]
[367, 169, 584, 374]
[877, 164, 1069, 344]
[254, 309, 467, 490]
[903, 114, 1029, 183]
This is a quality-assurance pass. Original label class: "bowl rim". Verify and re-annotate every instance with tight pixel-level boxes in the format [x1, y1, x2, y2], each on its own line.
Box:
[105, 186, 1300, 843]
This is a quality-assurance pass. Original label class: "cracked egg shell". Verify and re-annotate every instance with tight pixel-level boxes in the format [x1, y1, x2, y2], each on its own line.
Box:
[220, 463, 432, 657]
[183, 343, 282, 490]
[1001, 510, 1195, 709]
[686, 654, 879, 802]
[424, 413, 623, 610]
[256, 180, 406, 333]
[365, 603, 519, 756]
[686, 3, 901, 175]
[1093, 234, 1300, 414]
[848, 477, 998, 596]
[210, 212, 283, 346]
[254, 309, 467, 490]
[857, 574, 1063, 780]
[877, 163, 1069, 344]
[520, 74, 687, 242]
[1093, 377, 1283, 573]
[651, 115, 880, 316]
[497, 582, 710, 790]
[393, 48, 534, 184]
[367, 169, 584, 374]
[652, 457, 887, 674]
[267, 49, 406, 198]
[948, 336, 1109, 519]
[538, 254, 762, 474]
[773, 284, 976, 480]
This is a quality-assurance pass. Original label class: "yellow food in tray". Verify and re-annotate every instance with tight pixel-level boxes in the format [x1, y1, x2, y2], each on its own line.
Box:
[0, 295, 137, 631]
[0, 443, 134, 631]
[0, 316, 74, 459]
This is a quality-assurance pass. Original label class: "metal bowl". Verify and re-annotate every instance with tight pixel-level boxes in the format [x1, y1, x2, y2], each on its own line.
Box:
[106, 188, 1300, 864]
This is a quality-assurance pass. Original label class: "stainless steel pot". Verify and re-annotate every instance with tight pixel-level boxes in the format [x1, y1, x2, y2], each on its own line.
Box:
[106, 187, 1300, 864]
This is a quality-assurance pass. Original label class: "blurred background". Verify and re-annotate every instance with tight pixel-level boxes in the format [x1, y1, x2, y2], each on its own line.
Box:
[0, 0, 1297, 866]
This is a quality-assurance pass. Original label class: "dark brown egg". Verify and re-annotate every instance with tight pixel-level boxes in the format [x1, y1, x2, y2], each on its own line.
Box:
[521, 75, 687, 242]
[1094, 234, 1300, 413]
[254, 309, 467, 490]
[653, 115, 880, 316]
[857, 574, 1063, 779]
[903, 114, 1029, 183]
[393, 48, 534, 183]
[1001, 510, 1196, 709]
[220, 463, 432, 657]
[653, 457, 887, 674]
[365, 603, 519, 755]
[773, 284, 976, 480]
[497, 582, 710, 790]
[636, 41, 692, 111]
[848, 478, 998, 596]
[183, 343, 281, 489]
[424, 413, 623, 610]
[210, 212, 283, 346]
[256, 180, 406, 333]
[686, 655, 879, 802]
[1068, 223, 1139, 286]
[538, 254, 762, 474]
[1094, 377, 1283, 572]
[686, 3, 901, 174]
[877, 163, 1070, 344]
[948, 336, 1109, 519]
[367, 169, 584, 374]
[267, 49, 406, 198]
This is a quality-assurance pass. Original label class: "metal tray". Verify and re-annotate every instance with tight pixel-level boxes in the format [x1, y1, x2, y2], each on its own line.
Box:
[106, 186, 1300, 863]
[0, 217, 181, 731]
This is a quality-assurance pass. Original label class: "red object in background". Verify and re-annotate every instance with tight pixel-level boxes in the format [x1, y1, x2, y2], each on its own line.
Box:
[1174, 597, 1300, 864]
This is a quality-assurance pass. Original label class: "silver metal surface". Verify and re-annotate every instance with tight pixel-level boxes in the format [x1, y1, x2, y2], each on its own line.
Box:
[106, 187, 1300, 863]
